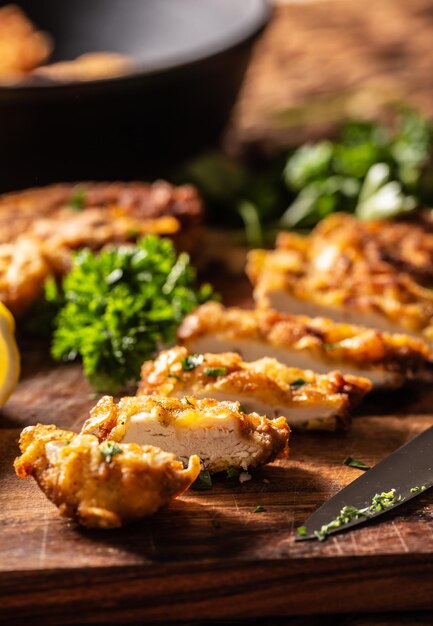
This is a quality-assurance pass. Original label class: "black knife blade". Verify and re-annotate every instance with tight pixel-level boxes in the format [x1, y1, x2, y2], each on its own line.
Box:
[296, 424, 433, 541]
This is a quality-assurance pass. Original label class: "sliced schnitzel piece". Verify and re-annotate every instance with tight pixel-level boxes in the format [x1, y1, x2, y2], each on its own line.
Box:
[247, 214, 433, 342]
[138, 347, 371, 430]
[177, 303, 433, 388]
[33, 52, 132, 82]
[81, 395, 290, 474]
[352, 213, 433, 285]
[0, 180, 203, 315]
[14, 423, 200, 529]
[0, 5, 52, 83]
[0, 236, 50, 317]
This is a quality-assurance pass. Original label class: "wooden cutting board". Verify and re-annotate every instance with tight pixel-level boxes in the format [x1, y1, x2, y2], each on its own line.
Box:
[1, 280, 433, 625]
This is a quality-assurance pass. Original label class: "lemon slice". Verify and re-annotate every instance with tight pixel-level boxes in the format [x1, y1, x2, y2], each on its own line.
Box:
[0, 302, 20, 407]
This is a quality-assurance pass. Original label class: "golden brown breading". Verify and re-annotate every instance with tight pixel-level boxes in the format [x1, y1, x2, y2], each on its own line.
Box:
[0, 181, 203, 315]
[177, 302, 433, 388]
[138, 346, 371, 430]
[34, 52, 132, 82]
[279, 212, 433, 286]
[0, 236, 50, 317]
[81, 395, 290, 474]
[248, 214, 433, 342]
[0, 5, 52, 82]
[14, 423, 200, 529]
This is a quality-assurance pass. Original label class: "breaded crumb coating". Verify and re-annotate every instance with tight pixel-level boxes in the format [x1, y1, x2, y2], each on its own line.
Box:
[178, 302, 433, 388]
[247, 214, 433, 342]
[14, 423, 200, 529]
[139, 346, 372, 430]
[81, 395, 290, 474]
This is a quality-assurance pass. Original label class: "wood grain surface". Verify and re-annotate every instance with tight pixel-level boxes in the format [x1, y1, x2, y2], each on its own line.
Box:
[1, 272, 433, 625]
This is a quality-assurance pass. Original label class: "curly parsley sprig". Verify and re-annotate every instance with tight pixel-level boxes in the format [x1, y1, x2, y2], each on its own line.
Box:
[46, 236, 215, 392]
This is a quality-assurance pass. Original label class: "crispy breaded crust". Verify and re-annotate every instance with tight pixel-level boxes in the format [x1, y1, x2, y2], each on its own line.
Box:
[0, 5, 52, 81]
[82, 395, 289, 472]
[14, 423, 200, 529]
[138, 346, 371, 429]
[248, 214, 433, 341]
[177, 302, 433, 379]
[0, 180, 203, 315]
[33, 52, 132, 82]
[0, 236, 50, 317]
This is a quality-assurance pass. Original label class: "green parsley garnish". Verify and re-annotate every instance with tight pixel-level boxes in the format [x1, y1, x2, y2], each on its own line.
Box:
[68, 186, 87, 211]
[184, 396, 195, 407]
[296, 526, 308, 537]
[167, 373, 182, 381]
[181, 354, 205, 371]
[421, 485, 427, 491]
[204, 367, 227, 378]
[191, 470, 212, 491]
[323, 342, 340, 350]
[290, 379, 308, 390]
[46, 236, 215, 392]
[99, 441, 123, 463]
[225, 465, 241, 488]
[410, 486, 420, 493]
[313, 489, 401, 541]
[253, 505, 266, 513]
[343, 456, 371, 471]
[370, 489, 401, 512]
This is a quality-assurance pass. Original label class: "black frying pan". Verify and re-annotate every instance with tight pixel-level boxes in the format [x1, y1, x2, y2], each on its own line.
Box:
[0, 0, 270, 191]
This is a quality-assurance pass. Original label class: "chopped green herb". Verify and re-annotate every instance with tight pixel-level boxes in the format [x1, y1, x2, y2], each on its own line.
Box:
[47, 236, 215, 392]
[312, 489, 401, 541]
[253, 505, 266, 513]
[421, 485, 427, 491]
[238, 404, 247, 414]
[225, 465, 241, 488]
[314, 505, 367, 541]
[410, 486, 420, 493]
[184, 396, 195, 407]
[68, 186, 86, 211]
[181, 354, 205, 371]
[204, 367, 227, 378]
[323, 342, 340, 350]
[296, 526, 308, 537]
[99, 441, 123, 463]
[370, 489, 401, 512]
[167, 373, 182, 381]
[343, 456, 371, 471]
[191, 470, 212, 491]
[290, 379, 308, 390]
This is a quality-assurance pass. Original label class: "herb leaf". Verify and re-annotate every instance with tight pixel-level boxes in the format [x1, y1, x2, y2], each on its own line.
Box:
[68, 186, 87, 211]
[313, 489, 401, 541]
[290, 379, 308, 390]
[296, 526, 308, 537]
[225, 465, 241, 488]
[99, 441, 123, 463]
[253, 505, 266, 513]
[191, 470, 212, 491]
[181, 354, 205, 371]
[204, 367, 227, 378]
[167, 373, 182, 381]
[47, 236, 215, 392]
[343, 456, 371, 471]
